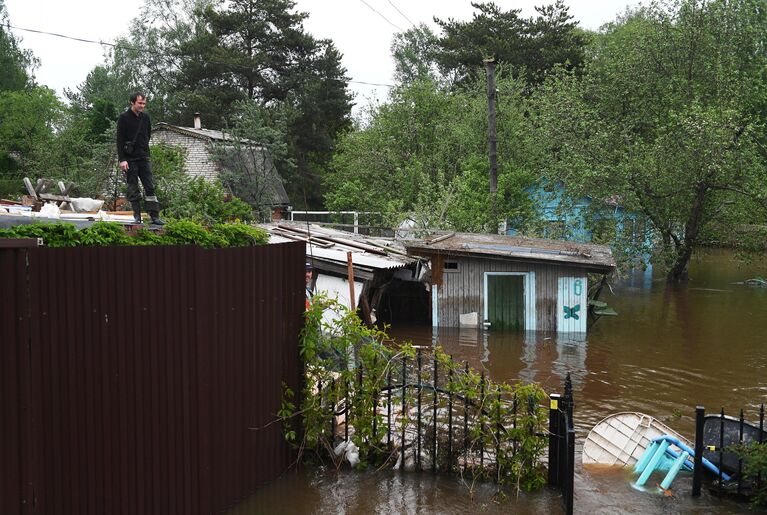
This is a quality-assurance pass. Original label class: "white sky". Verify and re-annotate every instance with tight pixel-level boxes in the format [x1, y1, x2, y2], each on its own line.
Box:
[4, 0, 634, 110]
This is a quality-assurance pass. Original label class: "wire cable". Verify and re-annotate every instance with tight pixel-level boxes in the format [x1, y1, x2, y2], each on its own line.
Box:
[387, 0, 416, 28]
[7, 23, 396, 89]
[357, 0, 403, 32]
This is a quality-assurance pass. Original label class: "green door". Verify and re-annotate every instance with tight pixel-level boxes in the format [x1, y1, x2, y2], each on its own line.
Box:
[487, 275, 524, 331]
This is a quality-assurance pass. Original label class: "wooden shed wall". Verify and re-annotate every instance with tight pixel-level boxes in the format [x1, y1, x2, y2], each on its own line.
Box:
[437, 255, 586, 331]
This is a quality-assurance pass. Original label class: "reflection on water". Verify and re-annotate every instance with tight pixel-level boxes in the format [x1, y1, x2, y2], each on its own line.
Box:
[237, 249, 767, 514]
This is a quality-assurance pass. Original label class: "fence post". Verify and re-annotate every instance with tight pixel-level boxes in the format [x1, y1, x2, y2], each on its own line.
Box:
[563, 372, 574, 427]
[692, 406, 705, 497]
[548, 393, 562, 487]
[565, 427, 575, 515]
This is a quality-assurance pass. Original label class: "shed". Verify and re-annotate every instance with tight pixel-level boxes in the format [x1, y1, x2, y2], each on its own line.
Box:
[152, 115, 290, 217]
[403, 232, 616, 334]
[263, 223, 428, 326]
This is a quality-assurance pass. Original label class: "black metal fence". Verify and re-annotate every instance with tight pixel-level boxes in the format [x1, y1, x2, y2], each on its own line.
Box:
[693, 404, 766, 498]
[548, 373, 576, 515]
[311, 347, 576, 512]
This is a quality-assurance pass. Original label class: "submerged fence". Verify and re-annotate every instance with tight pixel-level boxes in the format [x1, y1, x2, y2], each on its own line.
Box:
[302, 342, 576, 512]
[0, 240, 305, 514]
[692, 404, 766, 499]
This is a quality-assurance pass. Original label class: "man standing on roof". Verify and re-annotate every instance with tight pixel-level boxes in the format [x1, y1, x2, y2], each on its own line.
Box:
[116, 92, 164, 225]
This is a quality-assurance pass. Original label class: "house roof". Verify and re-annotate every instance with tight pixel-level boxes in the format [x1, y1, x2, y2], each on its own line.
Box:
[154, 122, 260, 146]
[403, 232, 616, 272]
[262, 222, 418, 280]
[154, 122, 290, 206]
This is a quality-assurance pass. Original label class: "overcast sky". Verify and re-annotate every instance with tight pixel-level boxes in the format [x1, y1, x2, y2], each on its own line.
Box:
[4, 0, 635, 111]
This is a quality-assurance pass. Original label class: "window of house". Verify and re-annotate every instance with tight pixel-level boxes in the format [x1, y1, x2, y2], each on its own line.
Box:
[443, 261, 459, 273]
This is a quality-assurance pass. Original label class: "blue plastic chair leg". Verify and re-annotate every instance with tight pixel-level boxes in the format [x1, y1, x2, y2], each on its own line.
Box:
[660, 451, 689, 490]
[634, 441, 659, 473]
[637, 439, 670, 486]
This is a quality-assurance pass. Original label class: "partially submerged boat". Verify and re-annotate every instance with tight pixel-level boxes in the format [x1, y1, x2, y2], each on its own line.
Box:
[583, 412, 690, 468]
[584, 412, 734, 493]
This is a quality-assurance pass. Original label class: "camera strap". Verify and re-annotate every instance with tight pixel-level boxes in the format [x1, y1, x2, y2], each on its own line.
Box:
[130, 114, 144, 147]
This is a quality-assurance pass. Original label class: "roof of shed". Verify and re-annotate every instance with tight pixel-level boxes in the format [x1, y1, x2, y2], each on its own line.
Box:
[262, 222, 417, 278]
[403, 232, 615, 271]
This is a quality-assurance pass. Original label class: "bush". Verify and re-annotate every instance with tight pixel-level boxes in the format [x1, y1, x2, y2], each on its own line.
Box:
[0, 220, 269, 248]
[162, 176, 254, 224]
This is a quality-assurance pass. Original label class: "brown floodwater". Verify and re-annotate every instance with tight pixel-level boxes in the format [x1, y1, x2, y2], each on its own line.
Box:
[235, 249, 767, 514]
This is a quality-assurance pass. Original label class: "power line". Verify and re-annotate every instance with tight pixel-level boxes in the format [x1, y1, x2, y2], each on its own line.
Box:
[357, 0, 403, 32]
[387, 0, 416, 28]
[8, 24, 118, 48]
[7, 24, 396, 88]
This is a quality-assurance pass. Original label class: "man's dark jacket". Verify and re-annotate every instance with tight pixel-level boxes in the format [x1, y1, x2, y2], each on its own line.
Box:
[116, 109, 152, 162]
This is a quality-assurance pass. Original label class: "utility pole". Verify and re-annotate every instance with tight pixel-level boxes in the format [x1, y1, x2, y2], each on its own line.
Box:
[485, 58, 497, 194]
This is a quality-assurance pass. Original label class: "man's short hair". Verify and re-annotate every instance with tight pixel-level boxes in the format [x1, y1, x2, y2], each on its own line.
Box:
[130, 92, 146, 104]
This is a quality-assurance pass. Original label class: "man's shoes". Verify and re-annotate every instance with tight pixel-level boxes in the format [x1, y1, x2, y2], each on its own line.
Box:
[150, 216, 166, 226]
[133, 213, 143, 224]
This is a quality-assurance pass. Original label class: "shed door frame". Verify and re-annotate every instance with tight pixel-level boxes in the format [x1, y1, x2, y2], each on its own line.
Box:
[483, 272, 536, 331]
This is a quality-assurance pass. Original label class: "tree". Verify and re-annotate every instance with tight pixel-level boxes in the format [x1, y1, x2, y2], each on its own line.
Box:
[0, 0, 36, 92]
[433, 1, 586, 86]
[0, 87, 63, 175]
[324, 76, 535, 231]
[169, 0, 352, 207]
[391, 24, 441, 86]
[532, 0, 767, 281]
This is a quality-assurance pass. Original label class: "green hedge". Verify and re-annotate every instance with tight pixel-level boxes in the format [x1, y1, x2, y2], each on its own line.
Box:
[0, 220, 269, 248]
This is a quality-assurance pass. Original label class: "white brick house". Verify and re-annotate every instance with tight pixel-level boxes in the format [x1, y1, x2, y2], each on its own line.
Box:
[152, 115, 290, 215]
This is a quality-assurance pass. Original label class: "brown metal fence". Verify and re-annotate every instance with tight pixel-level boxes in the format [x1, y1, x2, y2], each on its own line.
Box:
[0, 240, 305, 514]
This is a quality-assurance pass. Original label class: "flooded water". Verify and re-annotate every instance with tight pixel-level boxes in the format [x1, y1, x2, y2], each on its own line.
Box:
[237, 249, 767, 514]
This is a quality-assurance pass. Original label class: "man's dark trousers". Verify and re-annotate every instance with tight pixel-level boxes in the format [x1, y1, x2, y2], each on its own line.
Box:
[126, 158, 160, 214]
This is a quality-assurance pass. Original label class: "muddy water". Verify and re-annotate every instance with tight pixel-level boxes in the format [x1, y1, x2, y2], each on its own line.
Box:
[236, 249, 767, 514]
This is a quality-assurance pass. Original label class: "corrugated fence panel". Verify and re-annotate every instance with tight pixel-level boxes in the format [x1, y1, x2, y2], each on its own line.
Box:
[0, 248, 34, 515]
[1, 241, 304, 514]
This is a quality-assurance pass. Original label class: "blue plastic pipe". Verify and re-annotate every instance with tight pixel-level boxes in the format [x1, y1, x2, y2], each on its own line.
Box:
[634, 441, 659, 473]
[661, 451, 689, 489]
[651, 435, 732, 481]
[637, 439, 670, 486]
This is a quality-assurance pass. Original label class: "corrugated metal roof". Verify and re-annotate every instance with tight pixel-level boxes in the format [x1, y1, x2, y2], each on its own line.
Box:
[404, 232, 615, 271]
[263, 222, 416, 273]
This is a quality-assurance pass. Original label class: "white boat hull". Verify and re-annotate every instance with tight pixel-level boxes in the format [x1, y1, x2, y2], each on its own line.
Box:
[582, 412, 691, 467]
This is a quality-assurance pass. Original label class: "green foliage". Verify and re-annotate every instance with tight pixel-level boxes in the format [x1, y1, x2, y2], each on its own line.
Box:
[160, 220, 222, 248]
[77, 222, 133, 246]
[161, 175, 254, 224]
[0, 222, 80, 247]
[733, 442, 767, 506]
[283, 296, 549, 495]
[433, 1, 586, 86]
[149, 142, 189, 206]
[0, 1, 36, 92]
[0, 220, 268, 248]
[532, 0, 767, 280]
[0, 87, 64, 176]
[325, 76, 536, 231]
[210, 223, 268, 247]
[172, 0, 352, 207]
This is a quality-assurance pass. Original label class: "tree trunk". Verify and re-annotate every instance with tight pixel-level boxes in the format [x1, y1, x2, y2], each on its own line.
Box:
[666, 183, 708, 282]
